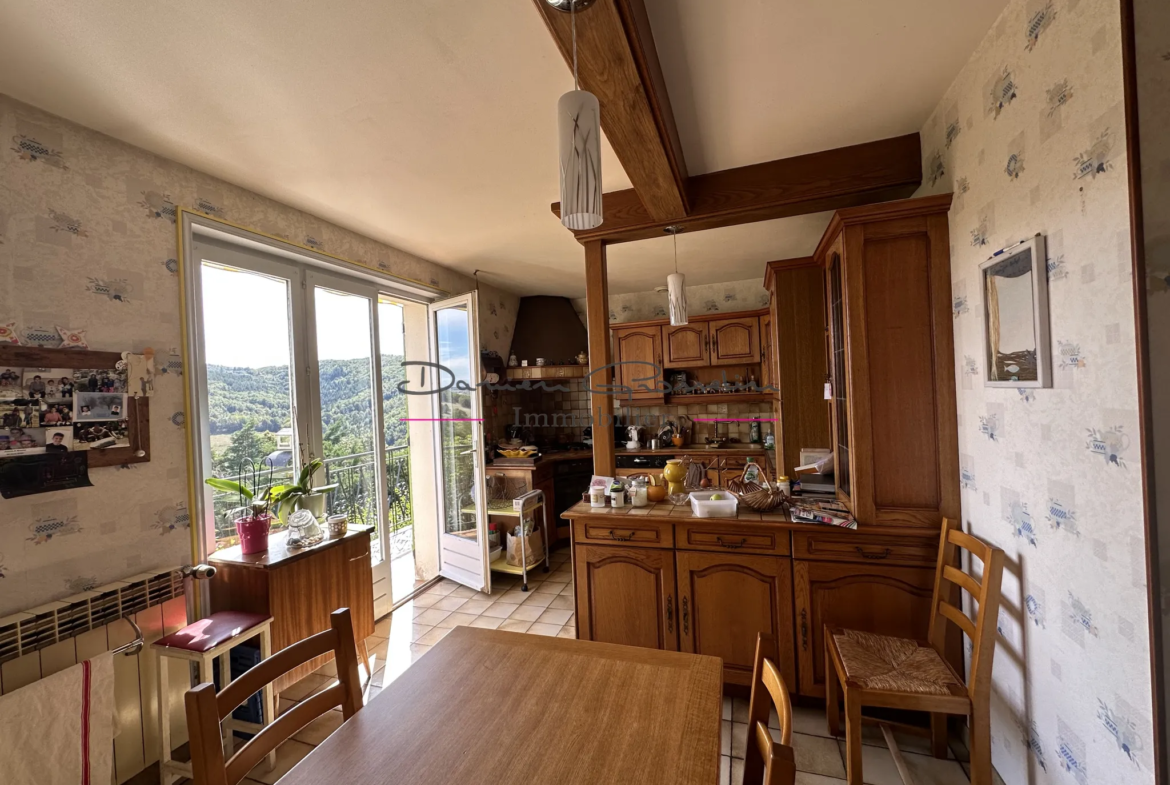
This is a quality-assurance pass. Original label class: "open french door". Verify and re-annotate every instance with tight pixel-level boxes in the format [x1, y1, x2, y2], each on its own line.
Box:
[428, 292, 491, 592]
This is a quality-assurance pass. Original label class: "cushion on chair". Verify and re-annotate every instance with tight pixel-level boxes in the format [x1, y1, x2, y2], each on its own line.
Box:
[152, 612, 271, 653]
[831, 629, 963, 696]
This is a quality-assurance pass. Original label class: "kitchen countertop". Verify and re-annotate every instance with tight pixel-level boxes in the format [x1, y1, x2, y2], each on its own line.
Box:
[561, 499, 795, 525]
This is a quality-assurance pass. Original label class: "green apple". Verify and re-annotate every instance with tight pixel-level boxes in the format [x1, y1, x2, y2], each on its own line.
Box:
[710, 493, 724, 501]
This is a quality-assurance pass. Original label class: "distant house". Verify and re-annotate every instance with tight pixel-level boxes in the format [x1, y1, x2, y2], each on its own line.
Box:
[265, 427, 295, 467]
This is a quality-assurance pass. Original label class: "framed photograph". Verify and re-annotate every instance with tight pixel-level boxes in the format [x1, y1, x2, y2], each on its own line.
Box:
[75, 392, 127, 422]
[3, 426, 45, 456]
[23, 368, 75, 402]
[74, 420, 130, 450]
[44, 427, 73, 452]
[980, 235, 1051, 388]
[72, 368, 127, 394]
[0, 367, 22, 400]
[0, 403, 39, 428]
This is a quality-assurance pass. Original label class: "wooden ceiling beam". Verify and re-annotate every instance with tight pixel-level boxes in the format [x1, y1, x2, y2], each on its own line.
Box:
[534, 0, 689, 222]
[552, 133, 923, 244]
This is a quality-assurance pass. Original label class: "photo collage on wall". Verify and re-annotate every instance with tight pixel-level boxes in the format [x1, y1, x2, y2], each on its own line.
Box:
[0, 366, 129, 457]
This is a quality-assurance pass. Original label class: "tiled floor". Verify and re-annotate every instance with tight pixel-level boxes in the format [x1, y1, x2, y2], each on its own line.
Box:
[235, 547, 976, 785]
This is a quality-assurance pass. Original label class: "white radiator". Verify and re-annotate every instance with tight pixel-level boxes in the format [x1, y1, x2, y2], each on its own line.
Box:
[0, 568, 192, 784]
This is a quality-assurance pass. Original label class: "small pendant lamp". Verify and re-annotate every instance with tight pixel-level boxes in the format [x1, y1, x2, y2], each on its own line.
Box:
[554, 0, 603, 230]
[665, 226, 687, 326]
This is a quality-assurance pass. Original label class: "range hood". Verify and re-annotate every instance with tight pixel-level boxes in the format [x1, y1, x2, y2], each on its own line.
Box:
[508, 296, 589, 365]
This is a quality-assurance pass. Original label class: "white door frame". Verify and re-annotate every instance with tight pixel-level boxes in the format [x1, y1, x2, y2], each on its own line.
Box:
[179, 212, 443, 617]
[428, 291, 491, 592]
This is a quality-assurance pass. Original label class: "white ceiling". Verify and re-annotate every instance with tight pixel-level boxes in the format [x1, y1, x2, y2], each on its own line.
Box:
[0, 0, 1007, 297]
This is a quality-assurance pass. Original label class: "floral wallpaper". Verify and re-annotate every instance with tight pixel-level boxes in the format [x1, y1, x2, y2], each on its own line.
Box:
[1132, 0, 1170, 761]
[916, 0, 1153, 782]
[0, 94, 491, 617]
[475, 280, 520, 361]
[571, 277, 770, 325]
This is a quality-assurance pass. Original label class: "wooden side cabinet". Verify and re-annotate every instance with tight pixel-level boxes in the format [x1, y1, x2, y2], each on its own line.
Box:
[792, 559, 936, 698]
[611, 325, 664, 400]
[663, 323, 710, 367]
[209, 527, 376, 692]
[574, 544, 678, 651]
[676, 551, 795, 689]
[709, 317, 760, 365]
[814, 194, 959, 527]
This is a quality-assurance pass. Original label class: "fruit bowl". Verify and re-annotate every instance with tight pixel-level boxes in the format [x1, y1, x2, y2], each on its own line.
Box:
[497, 448, 537, 459]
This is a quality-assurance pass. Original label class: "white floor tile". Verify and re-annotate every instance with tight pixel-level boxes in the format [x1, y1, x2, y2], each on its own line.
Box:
[792, 732, 847, 779]
[838, 740, 969, 785]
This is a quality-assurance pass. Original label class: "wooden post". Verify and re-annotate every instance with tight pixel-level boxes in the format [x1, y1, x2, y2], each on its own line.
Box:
[584, 241, 615, 476]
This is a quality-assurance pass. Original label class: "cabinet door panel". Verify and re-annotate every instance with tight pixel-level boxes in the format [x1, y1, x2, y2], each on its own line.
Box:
[612, 326, 664, 399]
[793, 559, 934, 697]
[709, 317, 760, 365]
[574, 545, 677, 651]
[676, 551, 795, 688]
[663, 323, 709, 368]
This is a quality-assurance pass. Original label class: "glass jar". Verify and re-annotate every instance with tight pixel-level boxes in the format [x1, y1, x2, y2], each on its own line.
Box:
[629, 476, 649, 507]
[610, 479, 626, 508]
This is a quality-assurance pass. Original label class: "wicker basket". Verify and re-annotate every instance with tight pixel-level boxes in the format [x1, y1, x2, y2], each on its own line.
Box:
[727, 479, 789, 513]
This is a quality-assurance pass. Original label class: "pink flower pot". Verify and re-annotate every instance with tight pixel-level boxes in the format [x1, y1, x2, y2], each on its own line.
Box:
[235, 514, 272, 555]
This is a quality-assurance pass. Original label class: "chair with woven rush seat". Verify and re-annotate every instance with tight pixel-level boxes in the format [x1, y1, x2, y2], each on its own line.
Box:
[742, 633, 796, 785]
[153, 610, 274, 785]
[185, 608, 364, 785]
[825, 518, 1004, 785]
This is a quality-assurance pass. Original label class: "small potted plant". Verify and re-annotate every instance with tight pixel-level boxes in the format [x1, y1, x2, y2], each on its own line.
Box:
[267, 458, 338, 522]
[205, 459, 279, 554]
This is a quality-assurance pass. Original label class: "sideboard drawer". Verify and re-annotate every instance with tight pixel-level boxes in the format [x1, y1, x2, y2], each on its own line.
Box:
[676, 523, 790, 556]
[793, 531, 936, 566]
[573, 518, 675, 549]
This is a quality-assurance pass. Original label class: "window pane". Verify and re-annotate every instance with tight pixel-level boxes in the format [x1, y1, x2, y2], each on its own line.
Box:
[200, 263, 297, 551]
[435, 305, 477, 539]
[314, 287, 381, 555]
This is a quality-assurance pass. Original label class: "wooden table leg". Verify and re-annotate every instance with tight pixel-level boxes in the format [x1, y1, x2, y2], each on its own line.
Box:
[358, 638, 371, 679]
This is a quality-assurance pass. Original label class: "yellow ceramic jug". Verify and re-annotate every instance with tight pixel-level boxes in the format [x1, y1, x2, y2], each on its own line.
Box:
[662, 459, 687, 496]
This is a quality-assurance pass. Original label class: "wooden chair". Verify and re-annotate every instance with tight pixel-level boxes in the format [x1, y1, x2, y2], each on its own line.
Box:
[742, 634, 796, 785]
[185, 608, 365, 785]
[825, 519, 1004, 785]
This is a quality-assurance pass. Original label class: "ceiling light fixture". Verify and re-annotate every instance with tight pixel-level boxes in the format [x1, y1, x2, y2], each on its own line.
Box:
[550, 0, 602, 230]
[665, 225, 687, 326]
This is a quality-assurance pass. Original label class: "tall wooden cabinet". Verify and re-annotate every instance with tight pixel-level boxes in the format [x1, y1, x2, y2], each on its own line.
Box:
[763, 258, 831, 479]
[814, 194, 959, 528]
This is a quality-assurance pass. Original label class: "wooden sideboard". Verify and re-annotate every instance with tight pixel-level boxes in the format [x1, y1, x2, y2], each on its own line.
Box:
[209, 526, 376, 692]
[563, 503, 958, 697]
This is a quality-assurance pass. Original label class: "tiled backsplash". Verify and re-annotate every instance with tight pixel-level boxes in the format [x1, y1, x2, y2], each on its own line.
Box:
[483, 379, 593, 444]
[483, 384, 775, 447]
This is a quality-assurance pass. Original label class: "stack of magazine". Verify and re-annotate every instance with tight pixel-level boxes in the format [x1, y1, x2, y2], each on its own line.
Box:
[790, 496, 857, 529]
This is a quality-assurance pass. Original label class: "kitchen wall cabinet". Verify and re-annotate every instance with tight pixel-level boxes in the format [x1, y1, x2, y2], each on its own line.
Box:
[662, 323, 710, 367]
[611, 324, 664, 401]
[792, 559, 936, 698]
[708, 316, 760, 365]
[813, 194, 959, 527]
[676, 551, 795, 688]
[573, 544, 677, 651]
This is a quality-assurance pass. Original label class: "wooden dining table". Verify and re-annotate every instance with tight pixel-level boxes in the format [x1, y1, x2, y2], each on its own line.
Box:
[278, 626, 724, 784]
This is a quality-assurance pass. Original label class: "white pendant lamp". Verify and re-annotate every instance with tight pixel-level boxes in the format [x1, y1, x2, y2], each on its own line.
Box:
[553, 0, 603, 230]
[665, 226, 687, 326]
